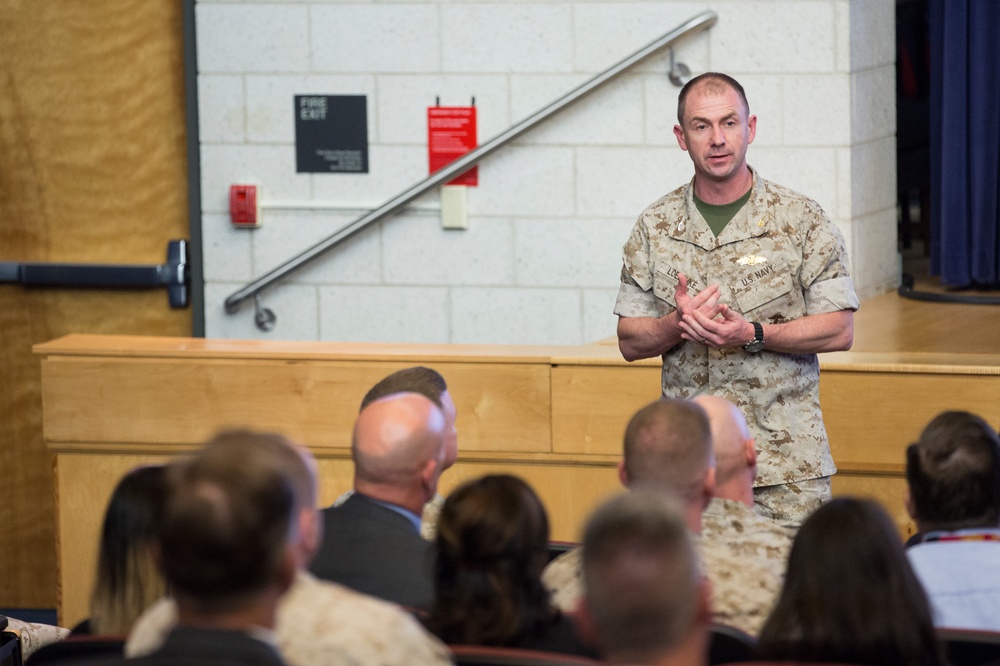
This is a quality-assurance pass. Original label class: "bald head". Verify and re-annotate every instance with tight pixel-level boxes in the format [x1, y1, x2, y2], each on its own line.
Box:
[693, 395, 754, 489]
[352, 393, 446, 508]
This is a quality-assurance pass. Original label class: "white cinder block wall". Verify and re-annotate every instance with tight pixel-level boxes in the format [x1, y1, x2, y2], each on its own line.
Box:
[197, 0, 897, 344]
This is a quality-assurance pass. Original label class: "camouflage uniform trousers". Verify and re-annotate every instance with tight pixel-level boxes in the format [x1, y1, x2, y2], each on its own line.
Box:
[753, 476, 832, 528]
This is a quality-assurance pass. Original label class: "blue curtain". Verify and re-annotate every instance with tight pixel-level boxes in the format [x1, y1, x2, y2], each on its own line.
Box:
[928, 0, 1000, 287]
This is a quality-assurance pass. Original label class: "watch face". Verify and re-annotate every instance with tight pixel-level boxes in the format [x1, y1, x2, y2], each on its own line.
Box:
[744, 339, 765, 353]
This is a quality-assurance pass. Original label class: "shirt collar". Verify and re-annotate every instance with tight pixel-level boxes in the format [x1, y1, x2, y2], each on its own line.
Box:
[355, 493, 422, 533]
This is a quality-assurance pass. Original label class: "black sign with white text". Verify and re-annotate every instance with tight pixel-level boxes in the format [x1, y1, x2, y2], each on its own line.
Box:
[295, 95, 368, 173]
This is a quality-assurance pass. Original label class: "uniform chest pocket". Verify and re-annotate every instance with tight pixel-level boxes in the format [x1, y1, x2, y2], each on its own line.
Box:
[732, 259, 799, 317]
[652, 266, 680, 307]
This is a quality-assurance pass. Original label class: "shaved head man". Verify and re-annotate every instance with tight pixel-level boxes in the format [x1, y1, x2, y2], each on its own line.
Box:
[543, 397, 715, 612]
[692, 394, 793, 635]
[310, 392, 446, 610]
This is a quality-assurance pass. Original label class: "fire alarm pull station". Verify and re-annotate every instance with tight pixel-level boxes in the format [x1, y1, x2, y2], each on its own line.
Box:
[230, 184, 260, 228]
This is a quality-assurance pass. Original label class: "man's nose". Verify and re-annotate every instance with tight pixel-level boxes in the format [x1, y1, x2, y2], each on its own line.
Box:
[710, 125, 726, 145]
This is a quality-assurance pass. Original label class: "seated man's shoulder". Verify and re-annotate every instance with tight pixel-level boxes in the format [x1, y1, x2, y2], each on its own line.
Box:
[542, 546, 583, 613]
[5, 617, 70, 661]
[702, 499, 793, 558]
[281, 574, 450, 666]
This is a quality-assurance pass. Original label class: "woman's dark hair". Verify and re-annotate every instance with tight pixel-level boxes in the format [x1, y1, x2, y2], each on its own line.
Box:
[89, 465, 168, 635]
[755, 497, 944, 666]
[429, 474, 558, 645]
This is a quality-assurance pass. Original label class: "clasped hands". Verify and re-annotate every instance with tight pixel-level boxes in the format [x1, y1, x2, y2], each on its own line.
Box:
[674, 273, 753, 349]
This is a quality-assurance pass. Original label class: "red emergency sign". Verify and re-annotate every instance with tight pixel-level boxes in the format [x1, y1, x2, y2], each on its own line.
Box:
[427, 106, 478, 186]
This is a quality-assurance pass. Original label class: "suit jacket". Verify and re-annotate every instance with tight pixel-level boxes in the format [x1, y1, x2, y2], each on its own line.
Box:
[309, 493, 436, 610]
[108, 626, 285, 665]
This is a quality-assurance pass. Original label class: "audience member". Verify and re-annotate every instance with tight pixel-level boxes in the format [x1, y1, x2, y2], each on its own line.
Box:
[580, 490, 711, 666]
[692, 394, 794, 635]
[78, 465, 167, 636]
[543, 398, 714, 611]
[754, 497, 943, 666]
[127, 430, 451, 666]
[427, 474, 596, 657]
[309, 392, 447, 609]
[905, 410, 1000, 630]
[2, 616, 68, 661]
[334, 366, 458, 540]
[120, 430, 300, 665]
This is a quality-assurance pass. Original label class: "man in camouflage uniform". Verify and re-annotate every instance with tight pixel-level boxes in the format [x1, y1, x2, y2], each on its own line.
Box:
[126, 431, 451, 666]
[693, 394, 793, 635]
[615, 72, 859, 526]
[543, 398, 714, 613]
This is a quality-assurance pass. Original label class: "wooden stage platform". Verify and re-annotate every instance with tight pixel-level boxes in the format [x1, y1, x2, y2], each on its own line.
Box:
[34, 286, 1000, 626]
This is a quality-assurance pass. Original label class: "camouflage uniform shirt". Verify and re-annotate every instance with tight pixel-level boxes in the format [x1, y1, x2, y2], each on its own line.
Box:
[541, 546, 584, 614]
[125, 571, 453, 666]
[700, 497, 794, 635]
[615, 168, 860, 486]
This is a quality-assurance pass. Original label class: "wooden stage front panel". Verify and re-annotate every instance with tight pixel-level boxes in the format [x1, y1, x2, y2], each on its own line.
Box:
[36, 334, 1000, 626]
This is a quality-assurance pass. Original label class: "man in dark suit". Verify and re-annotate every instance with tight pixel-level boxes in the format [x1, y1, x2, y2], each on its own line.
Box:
[309, 392, 447, 610]
[129, 430, 300, 665]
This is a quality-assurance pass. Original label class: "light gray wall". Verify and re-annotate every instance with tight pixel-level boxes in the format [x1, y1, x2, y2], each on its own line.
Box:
[197, 0, 897, 343]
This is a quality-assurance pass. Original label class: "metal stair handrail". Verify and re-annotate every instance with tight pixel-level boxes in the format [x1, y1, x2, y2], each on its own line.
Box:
[224, 10, 718, 315]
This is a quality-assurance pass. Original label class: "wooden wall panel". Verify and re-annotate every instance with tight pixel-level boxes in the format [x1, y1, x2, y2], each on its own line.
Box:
[42, 358, 552, 453]
[822, 371, 1000, 466]
[0, 2, 190, 607]
[38, 336, 1000, 623]
[55, 453, 171, 629]
[551, 365, 661, 454]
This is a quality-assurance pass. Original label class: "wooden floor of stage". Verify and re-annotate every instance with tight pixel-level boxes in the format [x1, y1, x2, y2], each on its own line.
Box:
[852, 252, 1000, 355]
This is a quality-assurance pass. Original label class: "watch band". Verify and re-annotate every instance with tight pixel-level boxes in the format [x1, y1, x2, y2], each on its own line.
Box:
[743, 322, 764, 352]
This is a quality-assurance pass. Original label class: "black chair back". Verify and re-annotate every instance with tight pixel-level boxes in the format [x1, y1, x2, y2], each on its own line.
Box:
[0, 617, 22, 666]
[708, 623, 756, 665]
[449, 644, 601, 666]
[939, 628, 1000, 666]
[25, 636, 124, 665]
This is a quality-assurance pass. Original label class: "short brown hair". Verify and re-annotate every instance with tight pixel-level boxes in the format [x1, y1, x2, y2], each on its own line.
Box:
[906, 410, 1000, 531]
[158, 430, 298, 611]
[623, 398, 713, 502]
[583, 490, 699, 662]
[360, 366, 448, 411]
[677, 72, 749, 125]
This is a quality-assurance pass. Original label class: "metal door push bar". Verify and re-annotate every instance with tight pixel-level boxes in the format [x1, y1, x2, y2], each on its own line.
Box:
[0, 239, 189, 308]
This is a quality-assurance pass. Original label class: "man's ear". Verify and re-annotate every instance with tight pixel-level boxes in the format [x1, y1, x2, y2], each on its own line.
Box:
[298, 507, 322, 562]
[618, 459, 629, 488]
[673, 124, 689, 151]
[421, 456, 441, 496]
[695, 574, 713, 626]
[904, 486, 917, 521]
[702, 467, 716, 510]
[275, 544, 297, 596]
[573, 596, 601, 652]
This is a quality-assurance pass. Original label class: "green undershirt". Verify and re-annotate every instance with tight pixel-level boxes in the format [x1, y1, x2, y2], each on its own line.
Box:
[694, 187, 752, 237]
